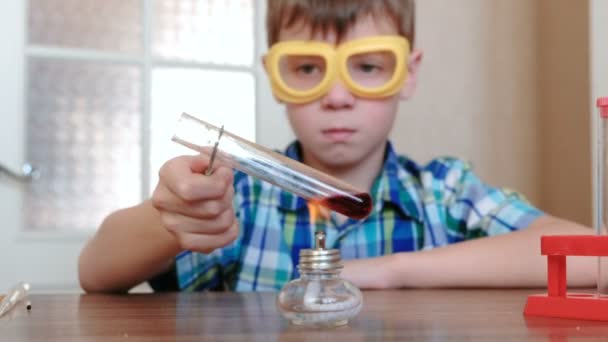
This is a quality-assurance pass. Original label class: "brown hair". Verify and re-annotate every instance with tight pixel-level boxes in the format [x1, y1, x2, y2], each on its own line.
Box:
[266, 0, 415, 48]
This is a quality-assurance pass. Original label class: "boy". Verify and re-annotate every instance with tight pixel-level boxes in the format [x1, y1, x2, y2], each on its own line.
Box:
[78, 0, 595, 293]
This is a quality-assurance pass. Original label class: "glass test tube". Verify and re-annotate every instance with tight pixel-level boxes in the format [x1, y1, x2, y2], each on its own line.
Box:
[0, 282, 30, 317]
[597, 96, 608, 296]
[172, 113, 372, 219]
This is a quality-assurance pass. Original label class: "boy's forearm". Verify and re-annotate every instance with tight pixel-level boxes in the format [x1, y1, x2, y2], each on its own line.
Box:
[78, 200, 182, 293]
[343, 215, 597, 289]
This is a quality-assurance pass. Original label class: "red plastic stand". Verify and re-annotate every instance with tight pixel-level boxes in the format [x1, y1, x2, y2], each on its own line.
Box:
[524, 235, 608, 321]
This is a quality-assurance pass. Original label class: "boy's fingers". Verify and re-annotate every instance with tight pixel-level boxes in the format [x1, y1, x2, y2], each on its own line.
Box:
[176, 220, 240, 254]
[189, 185, 235, 216]
[160, 157, 233, 202]
[189, 151, 230, 174]
[154, 182, 234, 219]
[161, 155, 206, 177]
[172, 172, 228, 202]
[162, 209, 236, 235]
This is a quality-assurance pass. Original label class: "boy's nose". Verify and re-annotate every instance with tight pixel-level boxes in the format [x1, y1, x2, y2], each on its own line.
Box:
[320, 81, 355, 110]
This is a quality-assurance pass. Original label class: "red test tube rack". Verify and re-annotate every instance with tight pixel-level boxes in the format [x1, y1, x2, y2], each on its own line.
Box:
[524, 235, 608, 321]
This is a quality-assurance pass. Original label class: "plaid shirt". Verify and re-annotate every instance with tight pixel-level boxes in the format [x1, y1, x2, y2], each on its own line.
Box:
[149, 141, 543, 292]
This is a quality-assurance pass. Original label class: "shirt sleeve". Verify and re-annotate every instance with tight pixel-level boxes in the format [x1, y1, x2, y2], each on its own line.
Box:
[428, 158, 543, 239]
[148, 240, 242, 292]
[148, 262, 179, 292]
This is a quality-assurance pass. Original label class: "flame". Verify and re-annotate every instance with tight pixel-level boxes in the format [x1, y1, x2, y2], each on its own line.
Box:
[308, 200, 330, 224]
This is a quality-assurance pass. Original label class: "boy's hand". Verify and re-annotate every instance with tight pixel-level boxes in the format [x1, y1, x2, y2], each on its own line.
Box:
[151, 155, 239, 254]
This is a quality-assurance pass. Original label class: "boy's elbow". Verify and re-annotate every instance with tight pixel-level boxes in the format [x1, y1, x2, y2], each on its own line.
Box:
[78, 273, 102, 294]
[78, 264, 129, 294]
[77, 212, 127, 293]
[78, 258, 99, 293]
[78, 248, 105, 293]
[78, 242, 129, 294]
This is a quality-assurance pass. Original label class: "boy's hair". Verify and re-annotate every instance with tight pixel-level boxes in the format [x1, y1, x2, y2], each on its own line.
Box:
[266, 0, 415, 48]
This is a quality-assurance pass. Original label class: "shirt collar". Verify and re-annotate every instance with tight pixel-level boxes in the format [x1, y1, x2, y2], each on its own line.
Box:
[277, 141, 422, 222]
[371, 142, 423, 221]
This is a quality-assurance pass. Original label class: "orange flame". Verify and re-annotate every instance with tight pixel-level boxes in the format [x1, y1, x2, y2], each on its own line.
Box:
[308, 200, 330, 224]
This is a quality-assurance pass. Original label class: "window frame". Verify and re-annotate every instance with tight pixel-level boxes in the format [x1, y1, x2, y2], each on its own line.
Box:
[20, 0, 260, 236]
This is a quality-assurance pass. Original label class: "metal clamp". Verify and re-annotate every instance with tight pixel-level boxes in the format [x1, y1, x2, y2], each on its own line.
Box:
[205, 125, 224, 176]
[0, 162, 40, 182]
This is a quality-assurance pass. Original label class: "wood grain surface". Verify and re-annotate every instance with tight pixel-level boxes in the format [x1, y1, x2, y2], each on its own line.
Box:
[1, 289, 607, 341]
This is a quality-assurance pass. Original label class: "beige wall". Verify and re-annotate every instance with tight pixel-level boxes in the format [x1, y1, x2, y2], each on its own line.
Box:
[390, 0, 592, 226]
[538, 0, 591, 226]
[393, 0, 541, 204]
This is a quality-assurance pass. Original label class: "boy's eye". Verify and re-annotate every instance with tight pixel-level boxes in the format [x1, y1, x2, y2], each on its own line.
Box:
[295, 64, 321, 74]
[348, 52, 395, 77]
[357, 63, 382, 73]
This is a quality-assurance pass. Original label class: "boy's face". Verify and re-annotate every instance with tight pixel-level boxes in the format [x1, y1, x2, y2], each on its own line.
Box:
[274, 15, 422, 172]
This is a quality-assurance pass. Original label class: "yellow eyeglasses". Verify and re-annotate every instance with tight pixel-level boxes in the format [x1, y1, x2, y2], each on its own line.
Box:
[264, 35, 410, 104]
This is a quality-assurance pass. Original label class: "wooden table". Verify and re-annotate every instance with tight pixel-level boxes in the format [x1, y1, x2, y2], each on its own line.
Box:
[1, 289, 607, 341]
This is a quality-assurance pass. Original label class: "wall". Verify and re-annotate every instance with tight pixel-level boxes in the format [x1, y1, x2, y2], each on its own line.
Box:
[392, 0, 540, 205]
[255, 0, 295, 149]
[537, 0, 591, 226]
[392, 0, 593, 226]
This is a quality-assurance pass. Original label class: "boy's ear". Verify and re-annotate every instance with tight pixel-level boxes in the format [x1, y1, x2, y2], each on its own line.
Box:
[399, 49, 423, 100]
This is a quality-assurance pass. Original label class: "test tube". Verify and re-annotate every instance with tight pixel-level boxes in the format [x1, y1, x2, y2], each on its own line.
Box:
[0, 282, 30, 317]
[597, 96, 608, 296]
[172, 113, 372, 219]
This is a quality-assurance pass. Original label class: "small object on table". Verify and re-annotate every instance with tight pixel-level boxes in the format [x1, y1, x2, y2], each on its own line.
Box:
[0, 282, 30, 318]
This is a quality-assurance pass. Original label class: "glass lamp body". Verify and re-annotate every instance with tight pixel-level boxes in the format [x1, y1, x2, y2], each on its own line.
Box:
[277, 239, 363, 327]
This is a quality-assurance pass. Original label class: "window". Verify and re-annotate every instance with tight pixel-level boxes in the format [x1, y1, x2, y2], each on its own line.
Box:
[24, 0, 257, 232]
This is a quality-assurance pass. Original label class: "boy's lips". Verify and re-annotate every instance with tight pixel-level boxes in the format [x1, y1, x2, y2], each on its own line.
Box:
[321, 128, 356, 142]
